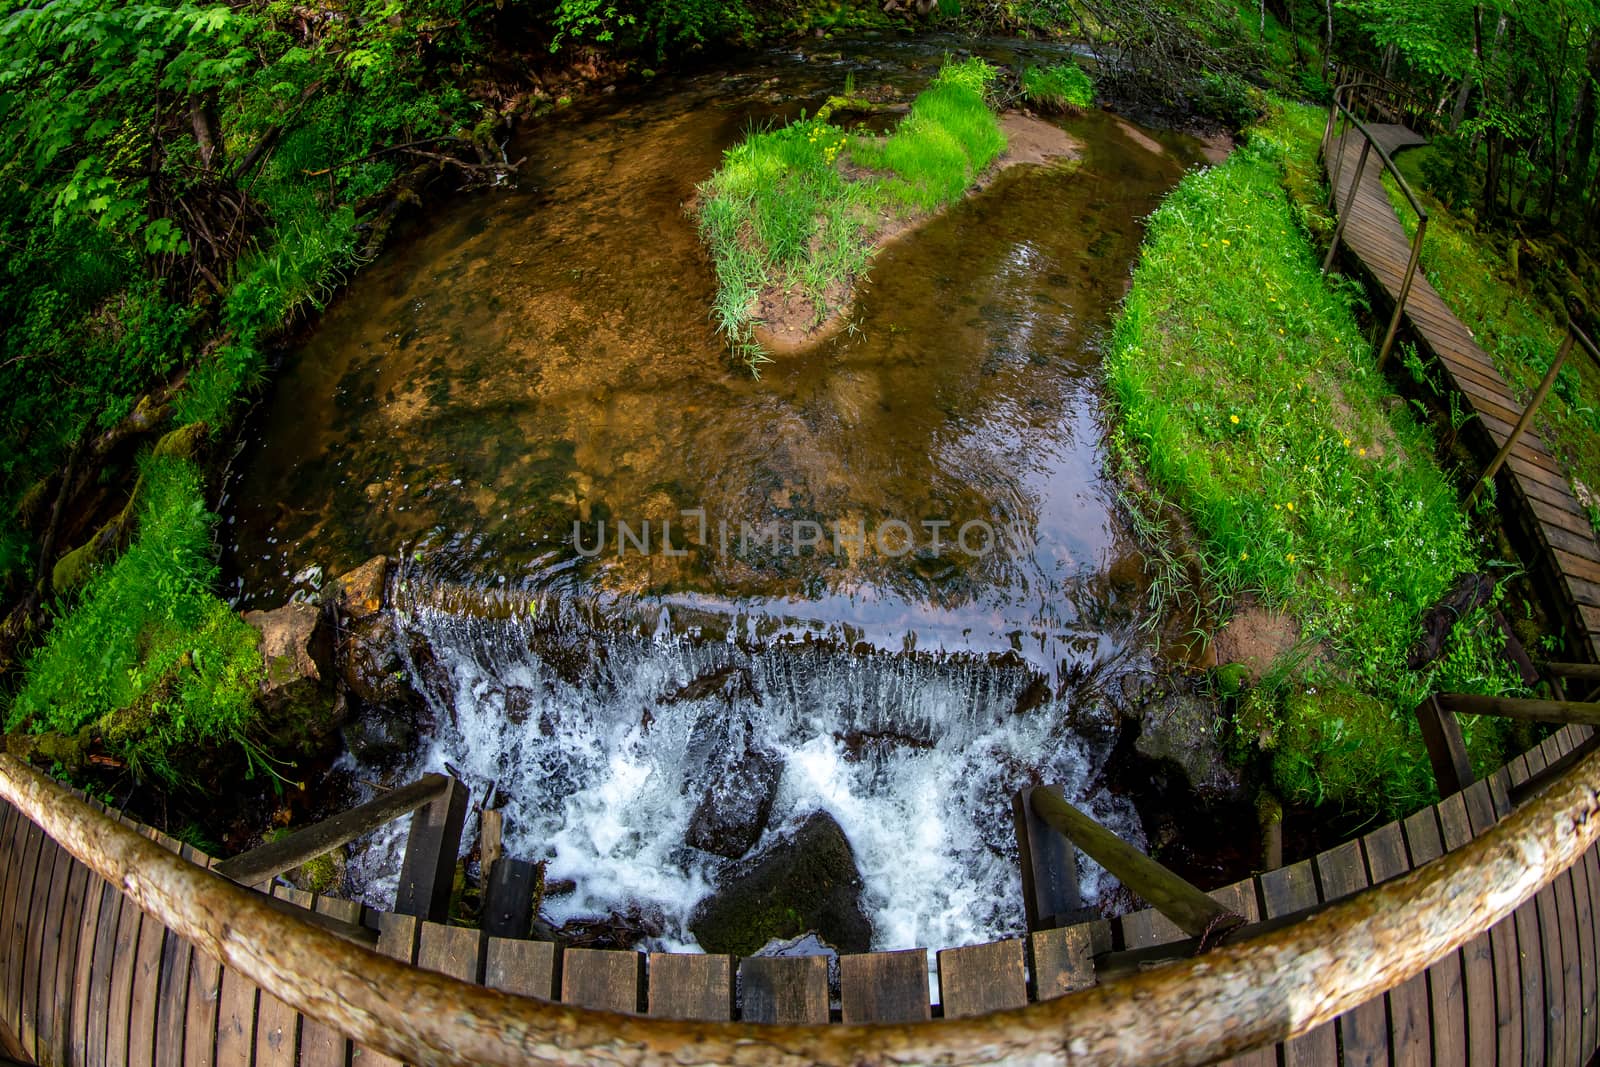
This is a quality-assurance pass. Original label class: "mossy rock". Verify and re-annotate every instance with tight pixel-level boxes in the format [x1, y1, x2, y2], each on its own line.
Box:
[1214, 662, 1251, 698]
[152, 421, 209, 460]
[689, 811, 872, 957]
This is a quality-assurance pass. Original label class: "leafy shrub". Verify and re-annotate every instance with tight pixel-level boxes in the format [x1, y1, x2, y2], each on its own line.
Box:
[8, 455, 264, 785]
[1021, 61, 1095, 112]
[1193, 70, 1263, 128]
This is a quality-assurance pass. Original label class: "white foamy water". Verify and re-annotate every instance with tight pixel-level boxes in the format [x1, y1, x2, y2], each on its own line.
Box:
[346, 585, 1146, 953]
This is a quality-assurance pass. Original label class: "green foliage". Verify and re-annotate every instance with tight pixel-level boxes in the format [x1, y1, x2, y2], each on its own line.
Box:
[697, 58, 1005, 371]
[8, 455, 264, 786]
[551, 0, 758, 55]
[1192, 69, 1263, 128]
[1108, 99, 1522, 815]
[1021, 61, 1096, 112]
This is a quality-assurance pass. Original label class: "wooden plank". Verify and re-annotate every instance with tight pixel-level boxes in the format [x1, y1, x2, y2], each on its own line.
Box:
[0, 806, 26, 1012]
[5, 816, 44, 1040]
[484, 938, 556, 999]
[128, 829, 169, 1067]
[417, 921, 485, 983]
[1030, 921, 1107, 1000]
[1488, 767, 1549, 1067]
[393, 777, 468, 922]
[107, 817, 149, 1067]
[1313, 840, 1389, 1067]
[1012, 786, 1082, 931]
[1461, 777, 1525, 1067]
[252, 886, 304, 1067]
[737, 956, 828, 1024]
[150, 837, 193, 1067]
[25, 827, 69, 1062]
[49, 851, 91, 1067]
[298, 896, 361, 1067]
[69, 861, 110, 1065]
[839, 949, 930, 1024]
[1260, 863, 1337, 1062]
[85, 834, 126, 1067]
[1207, 881, 1276, 1067]
[480, 857, 538, 940]
[647, 953, 733, 1021]
[1363, 822, 1428, 1067]
[1401, 805, 1469, 1067]
[354, 911, 420, 1067]
[179, 847, 220, 1067]
[1437, 791, 1500, 1067]
[1527, 746, 1583, 1065]
[561, 947, 639, 1014]
[936, 939, 1027, 1019]
[1550, 729, 1600, 1059]
[1258, 860, 1337, 1067]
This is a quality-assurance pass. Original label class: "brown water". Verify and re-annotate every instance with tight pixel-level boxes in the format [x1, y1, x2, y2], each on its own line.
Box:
[226, 38, 1209, 675]
[225, 39, 1228, 954]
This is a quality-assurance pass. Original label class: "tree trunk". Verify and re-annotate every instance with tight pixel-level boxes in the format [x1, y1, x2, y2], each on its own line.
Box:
[189, 91, 223, 172]
[1572, 32, 1600, 228]
[1322, 0, 1333, 78]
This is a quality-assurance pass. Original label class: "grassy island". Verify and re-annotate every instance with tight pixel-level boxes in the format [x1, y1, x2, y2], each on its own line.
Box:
[697, 58, 1012, 371]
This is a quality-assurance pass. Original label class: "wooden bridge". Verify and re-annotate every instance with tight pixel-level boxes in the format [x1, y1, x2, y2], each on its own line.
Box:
[4, 88, 1600, 1066]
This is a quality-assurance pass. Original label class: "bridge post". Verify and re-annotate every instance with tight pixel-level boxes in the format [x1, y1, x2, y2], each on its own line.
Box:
[1323, 138, 1372, 274]
[1467, 330, 1575, 506]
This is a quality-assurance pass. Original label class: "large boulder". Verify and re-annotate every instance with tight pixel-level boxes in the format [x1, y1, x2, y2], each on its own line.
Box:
[1134, 690, 1241, 801]
[689, 811, 873, 956]
[685, 745, 782, 859]
[244, 601, 344, 743]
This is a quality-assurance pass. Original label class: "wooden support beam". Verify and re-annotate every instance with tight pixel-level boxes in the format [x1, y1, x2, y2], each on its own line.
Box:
[1416, 695, 1476, 797]
[214, 775, 450, 886]
[394, 776, 468, 922]
[1437, 692, 1600, 727]
[1012, 787, 1086, 932]
[481, 858, 538, 940]
[1029, 787, 1241, 941]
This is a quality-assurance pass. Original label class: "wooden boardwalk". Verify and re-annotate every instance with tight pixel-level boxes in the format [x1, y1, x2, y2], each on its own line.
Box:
[1330, 125, 1600, 662]
[1, 726, 1599, 1063]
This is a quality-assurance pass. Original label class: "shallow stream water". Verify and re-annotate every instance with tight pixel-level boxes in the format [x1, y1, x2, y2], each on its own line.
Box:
[225, 37, 1215, 953]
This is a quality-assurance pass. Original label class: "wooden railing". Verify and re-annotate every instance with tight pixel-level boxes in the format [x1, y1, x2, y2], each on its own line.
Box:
[4, 744, 1600, 1065]
[1321, 80, 1431, 368]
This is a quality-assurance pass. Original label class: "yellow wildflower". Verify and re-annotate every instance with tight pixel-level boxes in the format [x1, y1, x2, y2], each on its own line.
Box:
[1359, 448, 1367, 457]
[1240, 551, 1249, 561]
[1343, 438, 1351, 447]
[1285, 502, 1294, 512]
[1286, 553, 1295, 563]
[1230, 414, 1240, 425]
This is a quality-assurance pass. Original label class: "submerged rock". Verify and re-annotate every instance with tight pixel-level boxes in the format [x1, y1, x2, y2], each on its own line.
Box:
[685, 745, 782, 859]
[332, 555, 388, 620]
[689, 811, 873, 957]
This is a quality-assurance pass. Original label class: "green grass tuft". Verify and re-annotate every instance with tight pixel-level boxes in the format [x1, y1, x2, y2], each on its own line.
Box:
[8, 454, 265, 786]
[1107, 98, 1523, 815]
[697, 57, 1005, 372]
[1021, 62, 1095, 112]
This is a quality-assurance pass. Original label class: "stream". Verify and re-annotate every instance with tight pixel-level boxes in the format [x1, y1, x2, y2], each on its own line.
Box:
[224, 37, 1218, 954]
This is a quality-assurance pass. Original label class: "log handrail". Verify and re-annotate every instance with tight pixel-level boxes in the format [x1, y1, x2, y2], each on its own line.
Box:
[4, 746, 1600, 1065]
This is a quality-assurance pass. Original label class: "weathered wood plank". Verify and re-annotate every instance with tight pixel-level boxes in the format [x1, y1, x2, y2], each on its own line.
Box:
[561, 947, 639, 1014]
[647, 953, 732, 1021]
[1487, 767, 1548, 1067]
[252, 886, 305, 1067]
[481, 857, 538, 940]
[840, 949, 930, 1024]
[354, 911, 420, 1067]
[737, 956, 828, 1024]
[417, 921, 485, 983]
[1313, 840, 1389, 1067]
[49, 850, 91, 1067]
[106, 817, 150, 1067]
[69, 860, 110, 1066]
[1258, 860, 1337, 1067]
[1400, 805, 1468, 1067]
[1030, 921, 1107, 1000]
[127, 829, 169, 1067]
[0, 806, 26, 1021]
[179, 848, 220, 1067]
[394, 777, 468, 922]
[1363, 822, 1427, 1067]
[85, 833, 127, 1067]
[1207, 881, 1276, 1067]
[937, 939, 1027, 1019]
[28, 825, 72, 1063]
[484, 938, 556, 1000]
[1460, 777, 1525, 1067]
[1550, 728, 1600, 1059]
[298, 896, 362, 1067]
[5, 816, 45, 1041]
[1527, 746, 1582, 1065]
[150, 836, 193, 1067]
